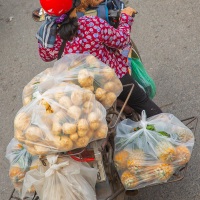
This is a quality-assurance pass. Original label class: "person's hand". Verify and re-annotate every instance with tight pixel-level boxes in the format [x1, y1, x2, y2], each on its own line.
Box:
[121, 7, 137, 16]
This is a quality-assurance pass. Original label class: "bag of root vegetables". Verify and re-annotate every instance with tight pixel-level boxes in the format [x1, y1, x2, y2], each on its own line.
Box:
[6, 138, 40, 196]
[21, 155, 97, 200]
[15, 83, 108, 155]
[114, 111, 195, 190]
[23, 53, 123, 109]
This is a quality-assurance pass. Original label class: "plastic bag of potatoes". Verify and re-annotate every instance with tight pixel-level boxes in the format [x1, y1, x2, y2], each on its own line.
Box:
[6, 138, 40, 196]
[15, 83, 108, 155]
[114, 111, 195, 190]
[22, 53, 123, 109]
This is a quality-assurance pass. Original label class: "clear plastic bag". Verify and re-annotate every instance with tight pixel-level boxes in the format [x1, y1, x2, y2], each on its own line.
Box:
[15, 84, 108, 155]
[22, 53, 123, 109]
[6, 138, 40, 195]
[114, 111, 195, 190]
[22, 155, 97, 200]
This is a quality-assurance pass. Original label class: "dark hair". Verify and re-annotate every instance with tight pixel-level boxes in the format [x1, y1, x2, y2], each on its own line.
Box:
[57, 17, 79, 41]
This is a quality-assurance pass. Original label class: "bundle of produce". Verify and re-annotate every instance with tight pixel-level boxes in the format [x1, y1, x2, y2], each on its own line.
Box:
[114, 111, 194, 190]
[21, 155, 98, 200]
[15, 83, 108, 155]
[22, 54, 123, 109]
[6, 138, 40, 196]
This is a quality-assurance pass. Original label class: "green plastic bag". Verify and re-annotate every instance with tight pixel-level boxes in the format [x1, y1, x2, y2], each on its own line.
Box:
[129, 58, 156, 99]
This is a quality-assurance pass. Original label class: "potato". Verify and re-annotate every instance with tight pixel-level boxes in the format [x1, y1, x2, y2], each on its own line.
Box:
[88, 112, 99, 123]
[82, 101, 94, 114]
[85, 55, 99, 66]
[71, 90, 83, 106]
[102, 92, 117, 108]
[95, 108, 104, 119]
[53, 110, 67, 123]
[14, 112, 30, 131]
[104, 81, 115, 92]
[34, 145, 50, 155]
[54, 91, 66, 102]
[82, 90, 94, 102]
[78, 130, 88, 137]
[23, 96, 32, 105]
[53, 136, 73, 151]
[95, 123, 108, 139]
[62, 123, 77, 135]
[14, 129, 25, 143]
[69, 133, 79, 142]
[87, 129, 94, 139]
[25, 126, 44, 142]
[59, 96, 72, 109]
[23, 85, 33, 97]
[83, 85, 94, 92]
[77, 118, 88, 130]
[95, 88, 106, 102]
[78, 69, 94, 87]
[52, 122, 62, 136]
[76, 136, 90, 148]
[101, 66, 115, 80]
[68, 106, 81, 120]
[41, 113, 53, 128]
[89, 121, 100, 131]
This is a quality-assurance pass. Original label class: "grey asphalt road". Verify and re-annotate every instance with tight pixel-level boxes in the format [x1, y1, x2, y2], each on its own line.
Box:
[0, 0, 200, 200]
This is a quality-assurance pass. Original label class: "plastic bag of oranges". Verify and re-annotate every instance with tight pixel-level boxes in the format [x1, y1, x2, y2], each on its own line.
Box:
[114, 111, 195, 190]
[6, 138, 40, 196]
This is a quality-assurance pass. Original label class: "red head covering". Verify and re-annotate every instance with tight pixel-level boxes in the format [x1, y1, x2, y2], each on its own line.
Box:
[40, 0, 73, 16]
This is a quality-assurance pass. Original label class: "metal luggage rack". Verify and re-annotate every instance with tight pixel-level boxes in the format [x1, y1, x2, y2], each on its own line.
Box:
[8, 83, 198, 200]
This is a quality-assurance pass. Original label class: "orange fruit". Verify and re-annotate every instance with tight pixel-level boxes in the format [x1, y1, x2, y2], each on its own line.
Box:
[152, 163, 174, 182]
[121, 170, 139, 189]
[176, 146, 191, 166]
[157, 141, 177, 163]
[114, 150, 129, 170]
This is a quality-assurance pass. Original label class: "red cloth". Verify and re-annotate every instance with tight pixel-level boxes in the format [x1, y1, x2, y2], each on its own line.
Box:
[38, 13, 134, 78]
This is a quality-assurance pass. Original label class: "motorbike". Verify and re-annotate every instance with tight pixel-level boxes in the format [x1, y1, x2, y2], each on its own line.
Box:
[8, 1, 198, 200]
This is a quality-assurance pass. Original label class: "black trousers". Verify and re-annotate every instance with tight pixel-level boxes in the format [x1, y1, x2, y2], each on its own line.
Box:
[118, 74, 162, 118]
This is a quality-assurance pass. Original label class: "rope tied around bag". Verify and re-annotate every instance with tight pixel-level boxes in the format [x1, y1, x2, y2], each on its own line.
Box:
[139, 110, 148, 129]
[32, 91, 43, 100]
[45, 161, 70, 177]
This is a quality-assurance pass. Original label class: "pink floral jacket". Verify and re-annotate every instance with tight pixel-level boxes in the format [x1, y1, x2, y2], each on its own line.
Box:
[38, 13, 134, 78]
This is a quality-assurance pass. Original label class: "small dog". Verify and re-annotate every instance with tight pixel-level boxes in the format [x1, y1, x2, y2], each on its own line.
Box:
[76, 0, 104, 13]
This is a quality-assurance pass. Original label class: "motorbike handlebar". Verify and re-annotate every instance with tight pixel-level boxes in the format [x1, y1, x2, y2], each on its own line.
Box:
[108, 0, 138, 18]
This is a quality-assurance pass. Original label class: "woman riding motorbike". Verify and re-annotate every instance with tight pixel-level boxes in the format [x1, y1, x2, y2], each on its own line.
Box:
[36, 0, 162, 117]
